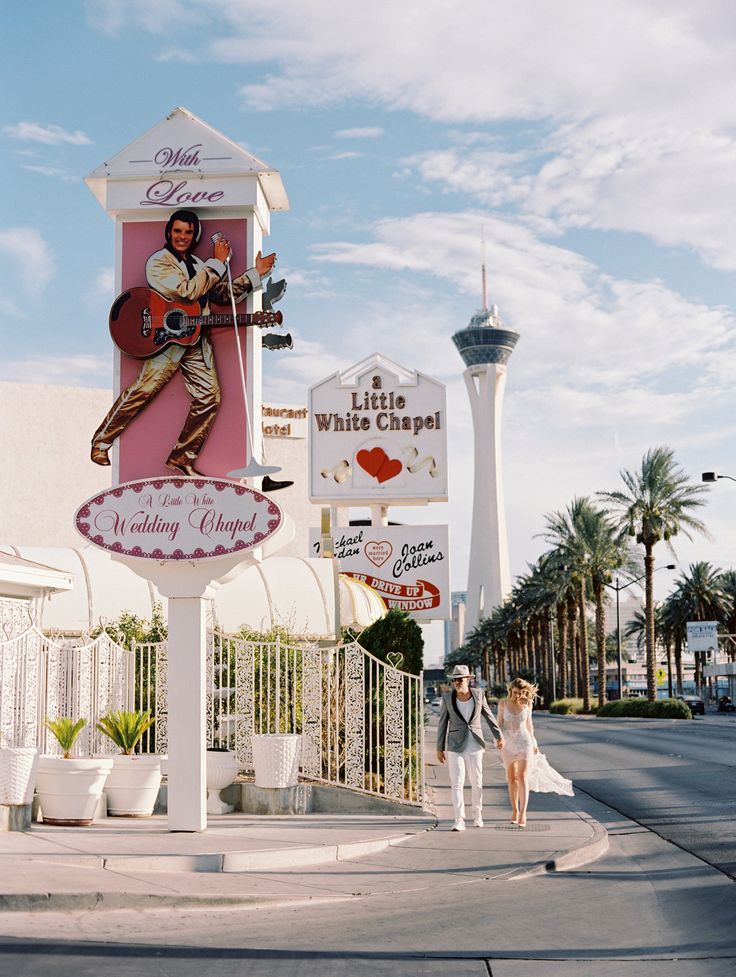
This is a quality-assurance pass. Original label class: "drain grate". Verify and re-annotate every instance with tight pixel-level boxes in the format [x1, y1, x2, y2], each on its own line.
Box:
[494, 822, 551, 831]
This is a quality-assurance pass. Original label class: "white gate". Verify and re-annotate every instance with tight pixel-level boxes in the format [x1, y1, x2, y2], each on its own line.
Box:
[0, 629, 425, 805]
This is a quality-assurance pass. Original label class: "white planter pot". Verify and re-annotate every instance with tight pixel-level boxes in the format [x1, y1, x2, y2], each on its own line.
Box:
[251, 734, 301, 789]
[206, 749, 240, 814]
[36, 756, 113, 826]
[104, 754, 163, 817]
[0, 747, 38, 805]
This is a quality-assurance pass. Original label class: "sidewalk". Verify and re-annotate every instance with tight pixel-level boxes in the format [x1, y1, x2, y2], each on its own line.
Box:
[0, 747, 606, 912]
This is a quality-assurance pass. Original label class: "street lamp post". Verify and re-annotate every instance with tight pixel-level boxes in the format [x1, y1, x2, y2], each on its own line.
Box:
[606, 565, 676, 701]
[702, 472, 736, 483]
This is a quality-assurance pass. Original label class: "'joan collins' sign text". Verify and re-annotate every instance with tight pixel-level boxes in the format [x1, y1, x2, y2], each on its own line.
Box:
[310, 525, 449, 620]
[74, 478, 283, 561]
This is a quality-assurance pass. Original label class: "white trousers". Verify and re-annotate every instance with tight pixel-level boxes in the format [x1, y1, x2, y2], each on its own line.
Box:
[447, 749, 484, 822]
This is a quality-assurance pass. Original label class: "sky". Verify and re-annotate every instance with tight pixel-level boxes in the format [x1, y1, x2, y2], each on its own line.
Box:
[4, 0, 736, 635]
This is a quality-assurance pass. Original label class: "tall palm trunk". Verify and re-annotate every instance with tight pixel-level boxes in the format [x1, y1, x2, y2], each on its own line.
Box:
[567, 592, 578, 697]
[544, 613, 555, 705]
[645, 544, 656, 701]
[593, 580, 606, 708]
[578, 578, 591, 712]
[674, 631, 684, 695]
[556, 602, 568, 699]
[665, 640, 673, 698]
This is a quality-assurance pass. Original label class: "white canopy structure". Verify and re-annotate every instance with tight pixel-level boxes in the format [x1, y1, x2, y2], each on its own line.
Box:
[0, 546, 385, 638]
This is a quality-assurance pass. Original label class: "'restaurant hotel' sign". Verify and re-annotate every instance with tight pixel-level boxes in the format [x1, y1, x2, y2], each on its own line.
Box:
[309, 353, 448, 504]
[75, 478, 284, 561]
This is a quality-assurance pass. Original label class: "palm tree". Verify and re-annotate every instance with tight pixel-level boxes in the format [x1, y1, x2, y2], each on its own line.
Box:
[542, 497, 636, 710]
[599, 447, 709, 701]
[669, 562, 729, 691]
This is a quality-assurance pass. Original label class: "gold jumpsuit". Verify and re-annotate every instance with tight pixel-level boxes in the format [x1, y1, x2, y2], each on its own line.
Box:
[93, 248, 260, 470]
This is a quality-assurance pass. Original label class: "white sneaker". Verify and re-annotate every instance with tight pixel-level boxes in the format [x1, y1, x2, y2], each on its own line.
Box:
[451, 820, 465, 831]
[473, 817, 484, 828]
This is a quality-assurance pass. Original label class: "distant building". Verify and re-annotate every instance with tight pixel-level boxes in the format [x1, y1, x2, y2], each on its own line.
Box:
[443, 591, 467, 660]
[604, 592, 644, 663]
[452, 296, 518, 637]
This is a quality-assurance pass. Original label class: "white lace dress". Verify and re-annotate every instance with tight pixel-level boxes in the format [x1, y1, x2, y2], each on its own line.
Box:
[498, 700, 535, 769]
[498, 699, 574, 795]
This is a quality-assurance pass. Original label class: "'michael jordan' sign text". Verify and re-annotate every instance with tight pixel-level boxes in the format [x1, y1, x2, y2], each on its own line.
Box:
[74, 478, 283, 561]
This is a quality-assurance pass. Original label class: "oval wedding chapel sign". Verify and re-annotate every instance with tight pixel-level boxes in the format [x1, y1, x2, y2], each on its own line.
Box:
[74, 477, 284, 561]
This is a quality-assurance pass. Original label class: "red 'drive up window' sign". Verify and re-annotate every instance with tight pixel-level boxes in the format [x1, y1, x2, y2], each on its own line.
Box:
[74, 478, 284, 561]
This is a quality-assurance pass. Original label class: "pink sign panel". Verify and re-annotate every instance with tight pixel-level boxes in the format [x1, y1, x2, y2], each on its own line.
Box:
[75, 478, 283, 561]
[118, 218, 251, 483]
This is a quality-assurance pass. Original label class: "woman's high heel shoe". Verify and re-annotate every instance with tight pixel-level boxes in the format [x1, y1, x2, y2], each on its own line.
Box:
[518, 816, 527, 828]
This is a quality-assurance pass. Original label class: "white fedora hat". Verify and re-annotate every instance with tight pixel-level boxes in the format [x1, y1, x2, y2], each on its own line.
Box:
[449, 664, 472, 679]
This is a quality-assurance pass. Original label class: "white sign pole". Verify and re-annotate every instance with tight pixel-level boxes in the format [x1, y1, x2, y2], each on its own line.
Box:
[167, 596, 208, 831]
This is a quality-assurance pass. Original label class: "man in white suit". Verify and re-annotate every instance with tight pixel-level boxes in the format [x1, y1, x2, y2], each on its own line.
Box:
[91, 209, 275, 476]
[437, 663, 504, 831]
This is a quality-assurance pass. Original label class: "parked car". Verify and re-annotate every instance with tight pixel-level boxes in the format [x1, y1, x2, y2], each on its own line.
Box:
[677, 694, 705, 715]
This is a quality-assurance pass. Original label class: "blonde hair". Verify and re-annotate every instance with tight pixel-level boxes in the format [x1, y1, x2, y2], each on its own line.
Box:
[506, 677, 538, 703]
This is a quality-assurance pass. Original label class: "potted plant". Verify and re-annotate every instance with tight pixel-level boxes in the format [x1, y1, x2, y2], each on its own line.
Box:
[0, 732, 38, 812]
[36, 717, 113, 826]
[206, 747, 240, 814]
[96, 709, 162, 817]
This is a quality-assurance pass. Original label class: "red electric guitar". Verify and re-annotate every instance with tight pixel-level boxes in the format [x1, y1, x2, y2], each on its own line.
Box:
[109, 287, 283, 359]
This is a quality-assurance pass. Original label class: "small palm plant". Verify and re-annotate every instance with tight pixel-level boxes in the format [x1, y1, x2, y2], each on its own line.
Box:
[44, 717, 88, 759]
[96, 710, 155, 756]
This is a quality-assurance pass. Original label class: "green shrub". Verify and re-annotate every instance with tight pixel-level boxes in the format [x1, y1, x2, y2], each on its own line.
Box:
[596, 697, 691, 719]
[652, 698, 692, 719]
[549, 698, 586, 715]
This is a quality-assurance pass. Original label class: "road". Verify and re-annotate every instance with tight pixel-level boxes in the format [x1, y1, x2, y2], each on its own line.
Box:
[535, 712, 736, 878]
[0, 715, 734, 976]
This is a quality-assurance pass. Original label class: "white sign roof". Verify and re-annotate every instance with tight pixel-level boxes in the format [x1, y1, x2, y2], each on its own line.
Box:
[85, 106, 288, 215]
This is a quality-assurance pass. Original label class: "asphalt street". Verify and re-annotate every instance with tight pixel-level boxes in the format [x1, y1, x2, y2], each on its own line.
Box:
[534, 713, 736, 878]
[0, 716, 734, 976]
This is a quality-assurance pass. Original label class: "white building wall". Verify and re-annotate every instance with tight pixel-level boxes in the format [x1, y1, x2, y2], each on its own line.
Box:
[0, 381, 321, 559]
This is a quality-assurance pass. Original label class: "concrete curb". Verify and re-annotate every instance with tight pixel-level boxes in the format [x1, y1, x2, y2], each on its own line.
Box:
[101, 827, 432, 875]
[507, 800, 609, 880]
[0, 891, 345, 913]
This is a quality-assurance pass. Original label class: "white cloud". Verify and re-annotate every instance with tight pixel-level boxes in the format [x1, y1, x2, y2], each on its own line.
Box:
[335, 127, 384, 139]
[403, 122, 736, 270]
[330, 151, 363, 160]
[83, 267, 115, 313]
[310, 210, 736, 433]
[21, 164, 78, 182]
[0, 354, 110, 387]
[3, 122, 91, 146]
[85, 0, 201, 35]
[154, 49, 198, 63]
[0, 228, 56, 303]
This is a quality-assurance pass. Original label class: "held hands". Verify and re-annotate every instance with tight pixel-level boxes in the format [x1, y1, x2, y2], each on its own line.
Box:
[496, 738, 505, 750]
[436, 750, 446, 764]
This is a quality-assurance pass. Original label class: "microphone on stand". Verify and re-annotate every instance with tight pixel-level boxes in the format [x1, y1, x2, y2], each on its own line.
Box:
[211, 231, 231, 263]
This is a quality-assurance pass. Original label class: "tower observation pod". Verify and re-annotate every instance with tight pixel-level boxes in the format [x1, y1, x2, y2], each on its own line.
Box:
[452, 302, 519, 637]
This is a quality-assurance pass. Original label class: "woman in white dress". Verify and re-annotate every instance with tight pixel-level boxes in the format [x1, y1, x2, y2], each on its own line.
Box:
[497, 677, 539, 828]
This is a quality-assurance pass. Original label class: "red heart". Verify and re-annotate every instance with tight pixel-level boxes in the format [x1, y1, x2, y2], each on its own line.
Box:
[357, 447, 388, 478]
[376, 457, 402, 483]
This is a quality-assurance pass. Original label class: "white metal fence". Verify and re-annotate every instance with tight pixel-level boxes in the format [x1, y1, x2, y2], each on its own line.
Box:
[0, 627, 425, 805]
